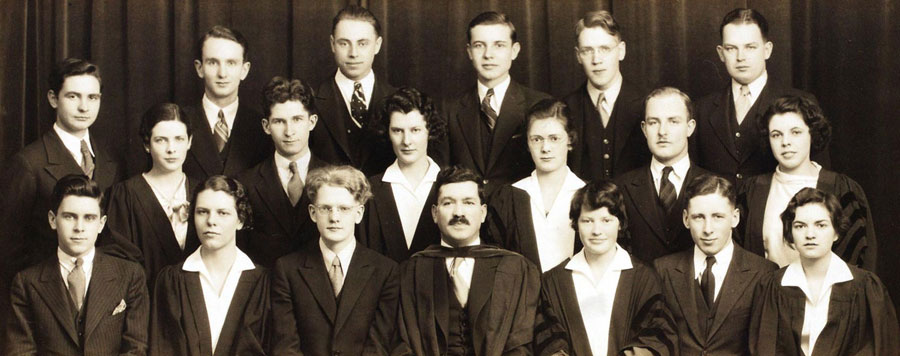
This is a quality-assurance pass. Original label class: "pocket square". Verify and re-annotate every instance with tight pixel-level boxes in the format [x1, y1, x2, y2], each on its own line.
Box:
[112, 299, 127, 315]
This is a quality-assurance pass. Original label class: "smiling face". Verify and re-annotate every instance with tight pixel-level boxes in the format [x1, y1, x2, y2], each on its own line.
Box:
[432, 181, 487, 247]
[194, 189, 243, 252]
[527, 117, 570, 174]
[388, 109, 429, 167]
[146, 120, 191, 173]
[309, 184, 364, 246]
[575, 27, 625, 91]
[768, 112, 813, 174]
[577, 206, 620, 258]
[684, 192, 739, 256]
[717, 23, 772, 85]
[467, 23, 520, 88]
[48, 75, 102, 138]
[194, 37, 250, 105]
[331, 19, 382, 81]
[643, 94, 695, 165]
[263, 100, 318, 162]
[49, 196, 106, 258]
[790, 203, 838, 261]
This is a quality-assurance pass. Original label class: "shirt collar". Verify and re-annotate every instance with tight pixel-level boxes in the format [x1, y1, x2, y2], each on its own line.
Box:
[650, 154, 691, 180]
[202, 93, 239, 121]
[319, 237, 356, 267]
[53, 123, 94, 157]
[441, 237, 481, 248]
[335, 69, 375, 103]
[58, 247, 96, 271]
[566, 244, 633, 277]
[693, 238, 735, 277]
[732, 70, 768, 101]
[274, 150, 312, 180]
[182, 247, 256, 276]
[512, 167, 586, 196]
[774, 161, 822, 182]
[382, 156, 440, 185]
[586, 72, 623, 108]
[782, 252, 853, 294]
[477, 74, 511, 113]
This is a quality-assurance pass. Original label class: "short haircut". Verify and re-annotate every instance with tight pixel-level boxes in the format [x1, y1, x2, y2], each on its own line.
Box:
[759, 95, 832, 155]
[305, 165, 373, 205]
[332, 5, 381, 36]
[50, 174, 104, 215]
[261, 76, 317, 119]
[526, 99, 577, 146]
[569, 179, 628, 230]
[196, 25, 249, 61]
[574, 10, 622, 41]
[644, 86, 694, 122]
[719, 8, 769, 41]
[48, 58, 102, 95]
[780, 187, 849, 244]
[140, 103, 192, 146]
[434, 165, 485, 204]
[467, 11, 517, 43]
[372, 87, 447, 141]
[683, 174, 736, 209]
[191, 175, 253, 227]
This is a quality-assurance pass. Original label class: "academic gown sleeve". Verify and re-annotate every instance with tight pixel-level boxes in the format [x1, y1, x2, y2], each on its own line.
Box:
[150, 266, 191, 356]
[826, 173, 877, 272]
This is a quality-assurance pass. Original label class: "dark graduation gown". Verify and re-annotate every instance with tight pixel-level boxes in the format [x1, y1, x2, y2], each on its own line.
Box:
[393, 245, 541, 356]
[107, 174, 201, 289]
[150, 263, 270, 356]
[738, 169, 876, 271]
[751, 264, 900, 355]
[535, 256, 676, 356]
[361, 172, 441, 263]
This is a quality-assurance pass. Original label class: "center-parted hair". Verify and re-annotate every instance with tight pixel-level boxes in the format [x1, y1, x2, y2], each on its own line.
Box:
[568, 179, 628, 230]
[191, 175, 253, 227]
[332, 5, 381, 36]
[261, 76, 317, 119]
[196, 25, 249, 61]
[48, 58, 102, 94]
[644, 86, 694, 122]
[50, 174, 104, 215]
[372, 87, 447, 141]
[434, 165, 486, 204]
[574, 10, 622, 41]
[467, 11, 517, 43]
[526, 98, 577, 146]
[780, 187, 849, 244]
[140, 103, 192, 145]
[683, 174, 736, 209]
[305, 165, 373, 205]
[720, 8, 769, 41]
[759, 95, 832, 155]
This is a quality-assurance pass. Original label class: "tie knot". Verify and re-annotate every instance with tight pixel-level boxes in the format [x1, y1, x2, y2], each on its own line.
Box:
[740, 85, 750, 97]
[74, 257, 83, 268]
[705, 255, 716, 266]
[662, 166, 673, 177]
[331, 256, 341, 269]
[218, 109, 225, 120]
[597, 92, 606, 106]
[354, 81, 362, 90]
[288, 161, 298, 174]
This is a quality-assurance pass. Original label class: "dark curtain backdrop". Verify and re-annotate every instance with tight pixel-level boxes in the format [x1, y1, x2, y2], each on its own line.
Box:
[2, 0, 899, 307]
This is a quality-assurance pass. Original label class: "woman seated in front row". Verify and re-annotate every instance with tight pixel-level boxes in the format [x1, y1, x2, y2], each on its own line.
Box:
[535, 180, 676, 356]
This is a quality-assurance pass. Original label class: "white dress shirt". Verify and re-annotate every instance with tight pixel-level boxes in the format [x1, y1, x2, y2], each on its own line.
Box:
[202, 94, 239, 136]
[781, 252, 853, 356]
[477, 74, 511, 115]
[650, 154, 691, 197]
[762, 163, 821, 264]
[58, 247, 96, 298]
[182, 247, 256, 354]
[586, 71, 623, 115]
[442, 237, 480, 289]
[693, 239, 734, 302]
[566, 245, 633, 356]
[335, 69, 375, 113]
[382, 157, 440, 247]
[274, 150, 311, 196]
[731, 70, 768, 109]
[512, 168, 585, 271]
[53, 123, 94, 165]
[319, 238, 356, 287]
[143, 173, 190, 249]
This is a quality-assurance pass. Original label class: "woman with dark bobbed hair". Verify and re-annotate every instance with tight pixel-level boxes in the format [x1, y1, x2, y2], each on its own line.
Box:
[739, 95, 875, 271]
[752, 187, 898, 355]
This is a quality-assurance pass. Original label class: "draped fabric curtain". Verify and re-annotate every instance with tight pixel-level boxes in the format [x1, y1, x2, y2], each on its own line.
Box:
[1, 0, 899, 303]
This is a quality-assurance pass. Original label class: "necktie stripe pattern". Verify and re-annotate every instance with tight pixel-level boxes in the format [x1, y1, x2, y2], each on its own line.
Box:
[287, 161, 303, 206]
[658, 166, 676, 212]
[350, 82, 367, 128]
[68, 257, 85, 312]
[481, 88, 497, 130]
[214, 109, 229, 152]
[80, 139, 94, 178]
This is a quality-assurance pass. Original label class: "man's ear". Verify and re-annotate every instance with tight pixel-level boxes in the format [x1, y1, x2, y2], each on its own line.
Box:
[511, 42, 521, 61]
[98, 215, 108, 233]
[431, 204, 438, 223]
[308, 114, 318, 130]
[47, 90, 59, 109]
[261, 118, 271, 135]
[194, 59, 204, 78]
[48, 210, 58, 231]
[716, 45, 726, 63]
[239, 61, 251, 80]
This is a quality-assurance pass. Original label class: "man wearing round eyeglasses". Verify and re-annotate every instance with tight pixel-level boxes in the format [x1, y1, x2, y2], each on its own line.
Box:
[564, 10, 649, 183]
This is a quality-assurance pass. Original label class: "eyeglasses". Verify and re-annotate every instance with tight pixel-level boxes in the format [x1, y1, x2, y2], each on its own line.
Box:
[528, 135, 565, 145]
[577, 45, 617, 58]
[313, 205, 359, 215]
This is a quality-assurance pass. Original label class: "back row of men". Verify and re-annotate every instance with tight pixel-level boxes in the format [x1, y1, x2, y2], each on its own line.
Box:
[0, 4, 886, 355]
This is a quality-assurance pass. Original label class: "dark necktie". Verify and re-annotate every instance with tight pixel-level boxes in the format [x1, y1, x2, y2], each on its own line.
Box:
[658, 166, 676, 212]
[701, 255, 716, 307]
[481, 88, 498, 130]
[287, 161, 303, 206]
[350, 81, 367, 128]
[68, 257, 85, 311]
[214, 109, 229, 152]
[79, 140, 94, 178]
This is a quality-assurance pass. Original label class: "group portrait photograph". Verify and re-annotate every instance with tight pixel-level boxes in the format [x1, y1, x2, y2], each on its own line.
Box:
[1, 0, 899, 355]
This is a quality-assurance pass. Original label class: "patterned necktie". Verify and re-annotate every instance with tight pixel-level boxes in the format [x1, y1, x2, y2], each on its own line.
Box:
[329, 256, 344, 297]
[701, 255, 716, 307]
[481, 88, 498, 130]
[450, 257, 469, 307]
[80, 139, 94, 178]
[597, 92, 610, 128]
[287, 161, 304, 206]
[658, 166, 676, 212]
[68, 257, 85, 311]
[350, 81, 367, 128]
[735, 85, 751, 125]
[214, 109, 229, 152]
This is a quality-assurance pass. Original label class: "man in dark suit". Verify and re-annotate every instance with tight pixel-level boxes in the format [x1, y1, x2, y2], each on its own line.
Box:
[311, 5, 397, 176]
[271, 165, 399, 355]
[179, 25, 271, 181]
[441, 11, 551, 191]
[654, 174, 776, 355]
[565, 11, 649, 181]
[394, 166, 540, 356]
[238, 76, 326, 268]
[618, 87, 711, 263]
[5, 174, 148, 355]
[692, 8, 827, 184]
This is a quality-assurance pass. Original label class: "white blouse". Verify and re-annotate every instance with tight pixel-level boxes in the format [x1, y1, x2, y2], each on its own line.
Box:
[566, 245, 633, 356]
[143, 173, 189, 250]
[762, 163, 820, 266]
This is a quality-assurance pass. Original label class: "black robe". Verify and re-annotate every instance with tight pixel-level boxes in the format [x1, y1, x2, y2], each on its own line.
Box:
[360, 172, 441, 263]
[535, 256, 676, 356]
[751, 264, 900, 355]
[150, 263, 270, 356]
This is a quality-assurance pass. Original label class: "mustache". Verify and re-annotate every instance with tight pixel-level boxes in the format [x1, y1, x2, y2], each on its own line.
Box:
[449, 216, 470, 225]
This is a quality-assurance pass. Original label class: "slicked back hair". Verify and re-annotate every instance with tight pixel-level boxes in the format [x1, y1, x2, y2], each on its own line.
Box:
[467, 11, 517, 43]
[644, 86, 694, 122]
[719, 8, 769, 41]
[196, 25, 249, 62]
[332, 5, 381, 36]
[49, 58, 102, 94]
[50, 174, 104, 215]
[683, 174, 736, 210]
[434, 165, 486, 205]
[575, 10, 622, 42]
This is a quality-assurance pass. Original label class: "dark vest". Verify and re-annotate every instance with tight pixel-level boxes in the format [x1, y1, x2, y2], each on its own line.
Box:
[727, 91, 757, 165]
[582, 94, 617, 180]
[445, 268, 475, 356]
[692, 275, 716, 340]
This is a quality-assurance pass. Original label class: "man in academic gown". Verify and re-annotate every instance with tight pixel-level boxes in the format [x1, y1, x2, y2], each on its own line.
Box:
[178, 25, 271, 181]
[692, 8, 828, 185]
[565, 11, 649, 182]
[654, 174, 777, 356]
[393, 166, 541, 356]
[440, 12, 551, 192]
[270, 165, 399, 355]
[617, 87, 711, 263]
[311, 5, 396, 176]
[238, 77, 327, 268]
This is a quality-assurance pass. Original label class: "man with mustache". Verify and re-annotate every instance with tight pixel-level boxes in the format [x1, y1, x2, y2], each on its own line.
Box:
[393, 165, 540, 356]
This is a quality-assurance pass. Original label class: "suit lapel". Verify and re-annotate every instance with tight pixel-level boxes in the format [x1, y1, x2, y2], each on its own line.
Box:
[299, 248, 338, 322]
[317, 80, 354, 162]
[629, 167, 667, 241]
[431, 257, 450, 341]
[671, 251, 705, 344]
[738, 81, 774, 163]
[566, 85, 589, 175]
[185, 271, 215, 355]
[709, 89, 739, 161]
[373, 182, 409, 260]
[223, 104, 261, 174]
[558, 270, 592, 356]
[706, 246, 756, 339]
[458, 89, 486, 173]
[256, 157, 296, 235]
[467, 256, 500, 329]
[334, 248, 375, 335]
[134, 178, 185, 262]
[36, 258, 80, 344]
[187, 104, 224, 177]
[213, 270, 257, 356]
[612, 82, 638, 162]
[42, 130, 85, 181]
[487, 81, 525, 173]
[90, 137, 118, 188]
[83, 254, 121, 341]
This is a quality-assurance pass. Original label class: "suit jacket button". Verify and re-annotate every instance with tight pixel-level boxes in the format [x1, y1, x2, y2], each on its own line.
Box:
[483, 179, 489, 185]
[736, 173, 743, 179]
[735, 132, 741, 138]
[603, 153, 610, 159]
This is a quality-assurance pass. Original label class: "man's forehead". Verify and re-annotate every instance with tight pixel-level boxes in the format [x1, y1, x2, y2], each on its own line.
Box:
[201, 37, 245, 59]
[721, 23, 765, 42]
[333, 19, 379, 39]
[58, 196, 102, 213]
[470, 23, 513, 42]
[60, 75, 101, 93]
[437, 181, 480, 199]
